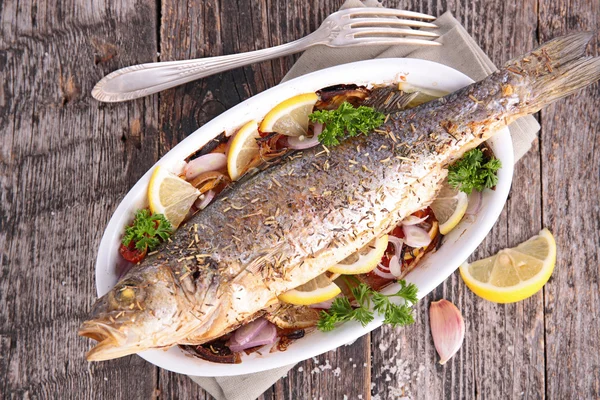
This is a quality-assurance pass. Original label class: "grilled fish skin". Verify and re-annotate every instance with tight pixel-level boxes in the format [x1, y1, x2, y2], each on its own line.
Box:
[79, 32, 600, 361]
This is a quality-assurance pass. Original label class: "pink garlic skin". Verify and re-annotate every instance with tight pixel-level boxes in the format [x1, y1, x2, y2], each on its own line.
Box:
[429, 299, 465, 365]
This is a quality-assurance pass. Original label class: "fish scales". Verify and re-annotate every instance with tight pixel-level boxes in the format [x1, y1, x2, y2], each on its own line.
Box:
[80, 32, 600, 361]
[165, 127, 447, 343]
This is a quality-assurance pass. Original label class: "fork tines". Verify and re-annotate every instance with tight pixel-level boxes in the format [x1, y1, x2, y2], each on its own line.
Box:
[339, 7, 440, 46]
[347, 8, 437, 21]
[349, 17, 438, 30]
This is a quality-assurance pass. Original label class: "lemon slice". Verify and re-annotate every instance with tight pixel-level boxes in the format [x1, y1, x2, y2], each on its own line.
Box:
[459, 228, 556, 303]
[227, 120, 261, 181]
[327, 235, 389, 274]
[148, 166, 200, 228]
[259, 93, 318, 137]
[278, 273, 341, 305]
[430, 179, 469, 235]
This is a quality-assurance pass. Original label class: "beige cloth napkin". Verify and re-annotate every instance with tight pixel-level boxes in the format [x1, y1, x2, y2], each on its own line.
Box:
[188, 1, 540, 399]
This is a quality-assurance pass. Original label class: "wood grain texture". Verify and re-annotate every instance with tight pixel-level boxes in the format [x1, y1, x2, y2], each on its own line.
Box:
[538, 0, 600, 398]
[1, 0, 600, 399]
[0, 0, 160, 397]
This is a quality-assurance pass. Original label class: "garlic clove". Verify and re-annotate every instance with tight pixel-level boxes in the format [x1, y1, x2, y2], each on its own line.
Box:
[429, 299, 465, 365]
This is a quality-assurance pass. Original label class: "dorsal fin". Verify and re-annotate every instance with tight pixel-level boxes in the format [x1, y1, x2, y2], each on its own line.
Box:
[362, 85, 420, 113]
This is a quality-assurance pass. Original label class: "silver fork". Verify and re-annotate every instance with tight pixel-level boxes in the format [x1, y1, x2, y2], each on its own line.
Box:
[92, 8, 439, 102]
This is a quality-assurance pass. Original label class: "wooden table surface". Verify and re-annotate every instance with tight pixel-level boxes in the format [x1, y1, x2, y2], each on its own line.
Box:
[1, 0, 599, 398]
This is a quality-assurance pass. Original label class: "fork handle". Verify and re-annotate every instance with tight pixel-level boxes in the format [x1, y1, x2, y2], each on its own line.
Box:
[92, 34, 319, 102]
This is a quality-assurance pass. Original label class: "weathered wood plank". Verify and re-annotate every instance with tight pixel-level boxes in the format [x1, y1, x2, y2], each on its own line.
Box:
[370, 1, 545, 399]
[260, 337, 371, 400]
[2, 0, 600, 398]
[0, 0, 160, 397]
[538, 0, 600, 397]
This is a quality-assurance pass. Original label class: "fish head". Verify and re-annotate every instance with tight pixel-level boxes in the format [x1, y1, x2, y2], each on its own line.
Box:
[79, 264, 192, 361]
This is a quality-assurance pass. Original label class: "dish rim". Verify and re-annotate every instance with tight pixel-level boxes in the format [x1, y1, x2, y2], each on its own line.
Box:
[93, 58, 514, 376]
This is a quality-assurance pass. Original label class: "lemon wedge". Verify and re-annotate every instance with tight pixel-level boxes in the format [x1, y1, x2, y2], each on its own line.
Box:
[327, 235, 389, 275]
[148, 166, 200, 228]
[278, 273, 341, 305]
[259, 93, 318, 137]
[459, 228, 556, 303]
[430, 179, 469, 235]
[227, 120, 261, 181]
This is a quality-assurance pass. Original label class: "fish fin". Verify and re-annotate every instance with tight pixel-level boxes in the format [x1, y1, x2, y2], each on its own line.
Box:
[362, 86, 420, 113]
[504, 32, 600, 113]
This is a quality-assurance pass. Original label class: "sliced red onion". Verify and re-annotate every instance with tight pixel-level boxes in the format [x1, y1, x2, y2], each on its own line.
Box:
[388, 255, 402, 277]
[228, 321, 277, 352]
[401, 215, 429, 226]
[402, 224, 432, 248]
[286, 123, 323, 150]
[387, 235, 404, 255]
[233, 317, 268, 346]
[117, 261, 133, 280]
[312, 122, 323, 137]
[309, 297, 336, 309]
[377, 262, 390, 272]
[373, 265, 396, 280]
[194, 190, 216, 210]
[286, 135, 320, 150]
[465, 190, 483, 215]
[183, 153, 227, 180]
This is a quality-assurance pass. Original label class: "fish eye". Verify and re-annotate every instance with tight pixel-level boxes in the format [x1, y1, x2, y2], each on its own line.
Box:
[113, 281, 146, 306]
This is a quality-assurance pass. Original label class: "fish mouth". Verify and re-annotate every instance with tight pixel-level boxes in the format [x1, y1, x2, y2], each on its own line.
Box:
[78, 321, 135, 361]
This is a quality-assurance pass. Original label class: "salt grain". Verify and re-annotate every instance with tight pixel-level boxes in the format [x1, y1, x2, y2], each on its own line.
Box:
[318, 360, 332, 371]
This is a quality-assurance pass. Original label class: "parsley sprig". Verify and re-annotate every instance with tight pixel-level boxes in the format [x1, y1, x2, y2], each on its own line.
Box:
[309, 102, 386, 147]
[122, 209, 172, 251]
[317, 280, 418, 332]
[448, 148, 502, 194]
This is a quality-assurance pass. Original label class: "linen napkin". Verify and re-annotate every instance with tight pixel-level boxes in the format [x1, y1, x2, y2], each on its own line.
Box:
[188, 2, 540, 399]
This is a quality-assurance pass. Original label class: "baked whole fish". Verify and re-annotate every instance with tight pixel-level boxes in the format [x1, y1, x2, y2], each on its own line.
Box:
[80, 32, 600, 361]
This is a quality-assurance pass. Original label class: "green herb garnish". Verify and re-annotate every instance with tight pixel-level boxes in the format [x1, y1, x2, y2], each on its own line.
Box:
[448, 148, 502, 194]
[122, 209, 173, 251]
[317, 280, 418, 332]
[309, 102, 386, 147]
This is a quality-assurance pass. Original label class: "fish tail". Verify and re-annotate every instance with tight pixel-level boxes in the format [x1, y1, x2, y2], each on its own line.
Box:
[504, 32, 600, 114]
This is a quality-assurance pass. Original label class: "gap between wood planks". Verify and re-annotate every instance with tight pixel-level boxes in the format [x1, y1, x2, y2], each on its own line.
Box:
[154, 0, 162, 394]
[534, 2, 550, 395]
